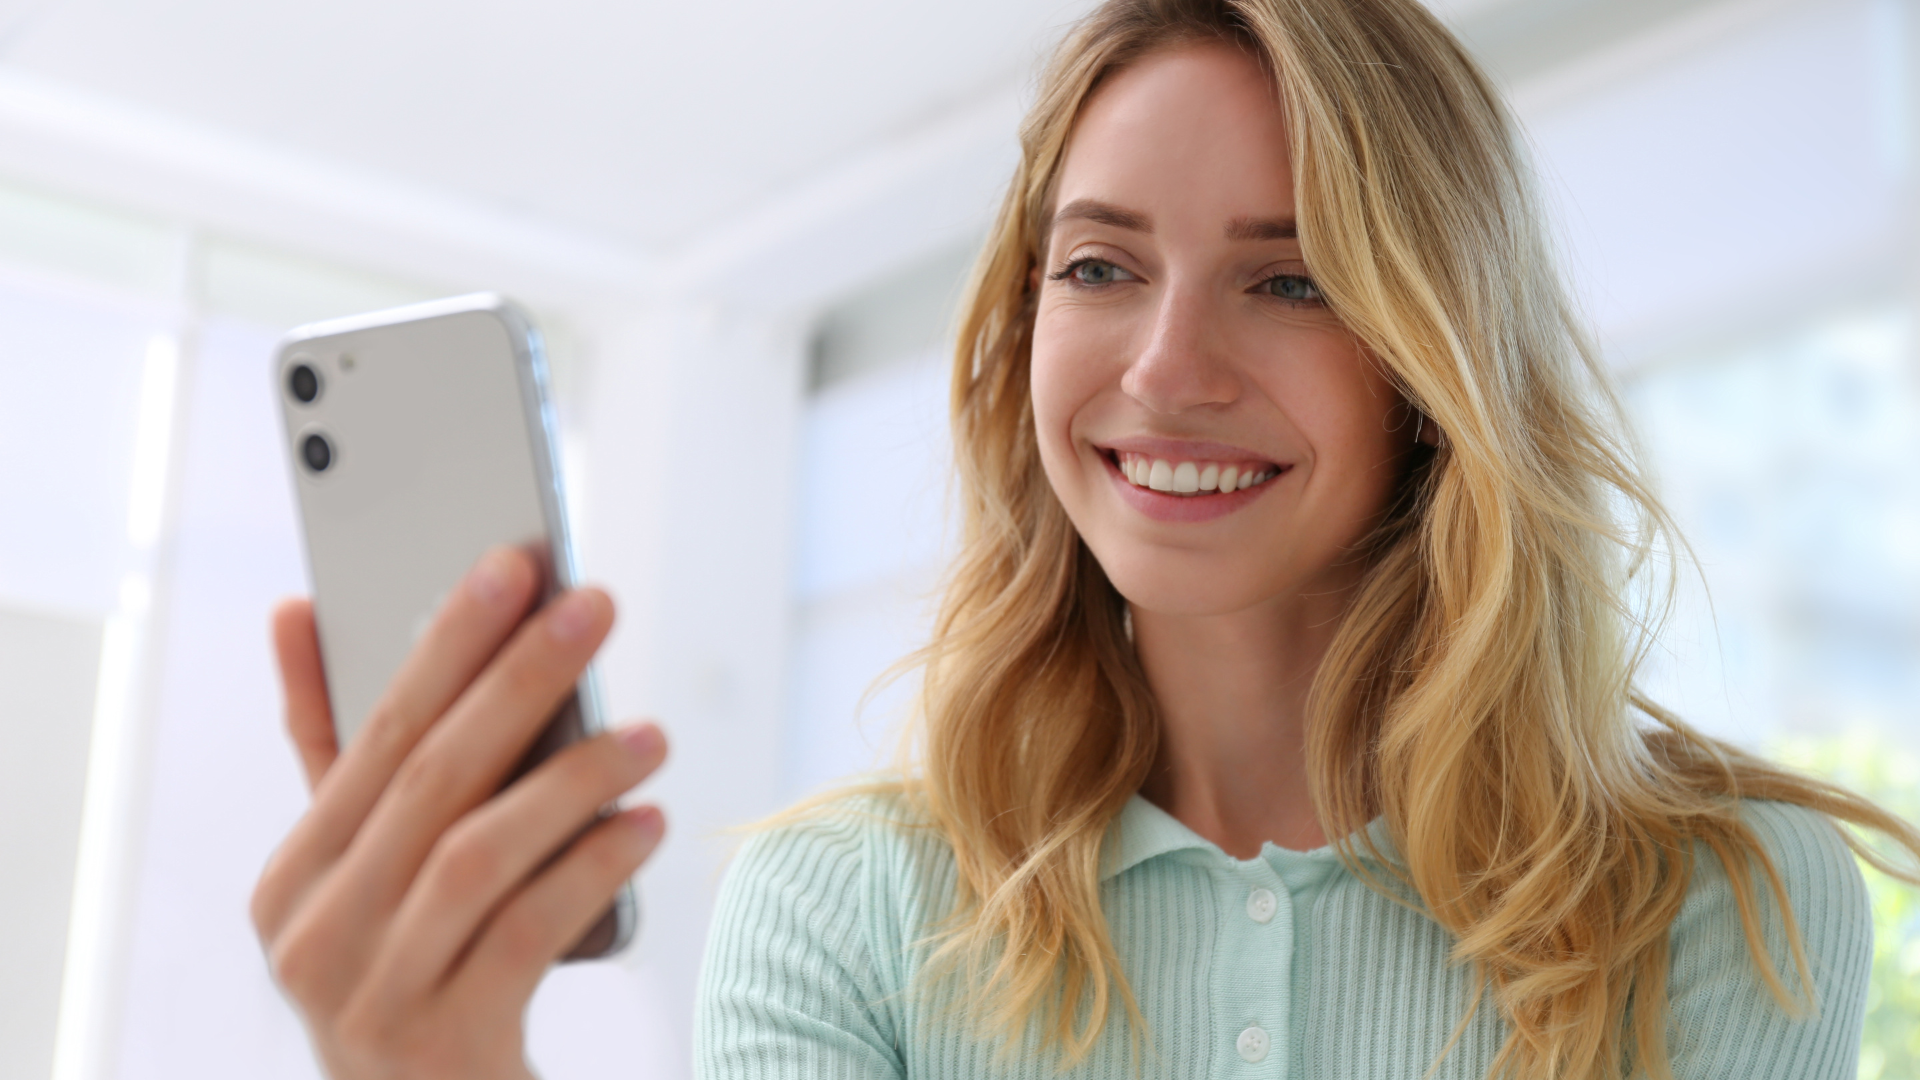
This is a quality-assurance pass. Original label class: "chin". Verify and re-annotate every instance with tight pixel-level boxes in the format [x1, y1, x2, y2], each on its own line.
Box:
[1092, 547, 1282, 619]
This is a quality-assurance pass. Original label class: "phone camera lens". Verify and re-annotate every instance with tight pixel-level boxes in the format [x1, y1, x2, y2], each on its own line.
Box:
[301, 432, 334, 473]
[288, 363, 321, 404]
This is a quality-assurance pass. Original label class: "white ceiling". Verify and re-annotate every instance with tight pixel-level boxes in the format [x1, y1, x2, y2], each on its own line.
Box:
[0, 0, 1744, 311]
[0, 0, 1097, 255]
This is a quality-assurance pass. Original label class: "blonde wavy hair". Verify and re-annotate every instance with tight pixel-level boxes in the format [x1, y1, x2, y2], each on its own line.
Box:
[833, 0, 1920, 1076]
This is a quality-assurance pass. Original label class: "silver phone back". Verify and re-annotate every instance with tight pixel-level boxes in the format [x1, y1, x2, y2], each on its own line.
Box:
[273, 294, 630, 957]
[275, 294, 588, 744]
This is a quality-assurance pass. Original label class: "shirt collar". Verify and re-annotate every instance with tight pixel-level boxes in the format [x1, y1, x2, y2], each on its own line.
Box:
[1099, 793, 1395, 882]
[1100, 794, 1217, 880]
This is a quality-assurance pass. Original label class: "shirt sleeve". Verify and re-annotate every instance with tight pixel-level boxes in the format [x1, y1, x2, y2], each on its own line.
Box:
[694, 807, 906, 1080]
[1665, 800, 1875, 1080]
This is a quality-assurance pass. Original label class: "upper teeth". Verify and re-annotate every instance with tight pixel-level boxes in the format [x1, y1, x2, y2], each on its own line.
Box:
[1119, 453, 1278, 496]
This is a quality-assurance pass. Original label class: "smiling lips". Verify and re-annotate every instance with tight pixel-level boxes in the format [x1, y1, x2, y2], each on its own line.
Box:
[1113, 450, 1282, 497]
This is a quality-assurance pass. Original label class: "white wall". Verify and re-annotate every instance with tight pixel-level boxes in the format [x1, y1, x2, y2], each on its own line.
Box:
[0, 257, 180, 1080]
[1520, 0, 1905, 358]
[575, 302, 809, 1074]
[0, 607, 101, 1080]
[1515, 0, 1920, 752]
[106, 314, 316, 1080]
[786, 349, 953, 802]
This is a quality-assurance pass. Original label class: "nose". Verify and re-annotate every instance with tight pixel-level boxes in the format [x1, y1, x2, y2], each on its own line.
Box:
[1119, 279, 1239, 414]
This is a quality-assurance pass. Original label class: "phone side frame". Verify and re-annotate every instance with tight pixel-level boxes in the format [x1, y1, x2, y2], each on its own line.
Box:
[492, 300, 632, 958]
[490, 298, 611, 739]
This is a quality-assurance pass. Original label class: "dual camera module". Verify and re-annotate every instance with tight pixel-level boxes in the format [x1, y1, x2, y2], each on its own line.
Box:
[286, 359, 334, 474]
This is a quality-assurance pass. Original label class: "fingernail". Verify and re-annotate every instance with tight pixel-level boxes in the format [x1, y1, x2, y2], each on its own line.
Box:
[468, 549, 517, 605]
[617, 723, 664, 761]
[630, 806, 665, 843]
[549, 590, 599, 642]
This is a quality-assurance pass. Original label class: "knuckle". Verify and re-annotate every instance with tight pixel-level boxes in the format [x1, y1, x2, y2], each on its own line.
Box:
[346, 704, 417, 776]
[488, 903, 553, 969]
[248, 876, 283, 939]
[249, 853, 294, 936]
[390, 742, 467, 808]
[428, 820, 507, 897]
[332, 995, 402, 1057]
[357, 694, 428, 761]
[499, 644, 571, 702]
[357, 702, 405, 752]
[267, 918, 332, 1005]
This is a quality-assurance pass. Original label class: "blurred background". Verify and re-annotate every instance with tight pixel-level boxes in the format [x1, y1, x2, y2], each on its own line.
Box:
[1, 0, 1917, 1076]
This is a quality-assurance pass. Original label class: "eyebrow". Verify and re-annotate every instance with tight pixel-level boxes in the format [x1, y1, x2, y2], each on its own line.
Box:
[1050, 198, 1299, 242]
[1053, 198, 1152, 233]
[1224, 215, 1297, 241]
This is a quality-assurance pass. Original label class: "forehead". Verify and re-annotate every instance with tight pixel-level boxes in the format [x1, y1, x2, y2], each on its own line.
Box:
[1052, 42, 1296, 228]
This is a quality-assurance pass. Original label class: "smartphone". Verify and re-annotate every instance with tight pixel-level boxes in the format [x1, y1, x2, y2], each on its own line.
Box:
[274, 293, 634, 960]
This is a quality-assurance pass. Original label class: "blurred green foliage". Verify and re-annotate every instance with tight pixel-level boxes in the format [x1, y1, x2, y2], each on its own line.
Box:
[1773, 730, 1920, 1080]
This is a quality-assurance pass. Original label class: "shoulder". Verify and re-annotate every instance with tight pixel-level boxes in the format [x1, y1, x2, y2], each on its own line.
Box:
[697, 789, 942, 1078]
[712, 786, 961, 960]
[1665, 799, 1874, 1079]
[727, 789, 922, 882]
[723, 786, 955, 897]
[1738, 799, 1864, 890]
[1675, 799, 1869, 941]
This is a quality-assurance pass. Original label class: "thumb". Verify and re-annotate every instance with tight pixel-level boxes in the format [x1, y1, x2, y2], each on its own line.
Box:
[271, 597, 337, 792]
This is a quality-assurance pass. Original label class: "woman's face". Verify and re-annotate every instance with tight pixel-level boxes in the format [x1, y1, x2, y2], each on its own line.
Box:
[1031, 42, 1411, 619]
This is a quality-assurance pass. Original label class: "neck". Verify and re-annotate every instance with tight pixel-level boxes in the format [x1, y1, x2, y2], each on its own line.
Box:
[1132, 581, 1355, 858]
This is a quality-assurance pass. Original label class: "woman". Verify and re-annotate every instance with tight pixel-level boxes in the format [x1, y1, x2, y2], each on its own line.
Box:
[253, 0, 1920, 1077]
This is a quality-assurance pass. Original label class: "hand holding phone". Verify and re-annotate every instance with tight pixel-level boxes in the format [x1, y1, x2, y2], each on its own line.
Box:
[251, 295, 668, 1076]
[269, 294, 637, 958]
[251, 550, 668, 1079]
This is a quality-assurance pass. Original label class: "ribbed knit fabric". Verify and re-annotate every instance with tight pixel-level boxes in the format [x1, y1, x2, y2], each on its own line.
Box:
[693, 794, 1872, 1079]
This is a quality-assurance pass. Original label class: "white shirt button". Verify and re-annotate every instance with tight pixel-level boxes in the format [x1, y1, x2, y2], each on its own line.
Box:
[1246, 887, 1277, 924]
[1237, 1024, 1271, 1063]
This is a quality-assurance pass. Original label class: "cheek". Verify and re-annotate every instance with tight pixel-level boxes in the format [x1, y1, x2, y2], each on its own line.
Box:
[1027, 334, 1068, 452]
[1028, 313, 1105, 470]
[1252, 338, 1403, 500]
[1298, 355, 1404, 502]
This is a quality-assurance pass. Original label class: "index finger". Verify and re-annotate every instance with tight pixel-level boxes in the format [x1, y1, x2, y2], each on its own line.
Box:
[257, 546, 541, 936]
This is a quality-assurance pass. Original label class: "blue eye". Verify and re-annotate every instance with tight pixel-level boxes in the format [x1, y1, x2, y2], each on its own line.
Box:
[1077, 262, 1120, 284]
[1050, 258, 1136, 286]
[1263, 275, 1321, 302]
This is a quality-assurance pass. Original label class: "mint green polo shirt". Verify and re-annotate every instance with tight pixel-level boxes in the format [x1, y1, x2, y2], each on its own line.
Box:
[694, 792, 1871, 1078]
